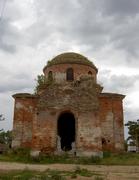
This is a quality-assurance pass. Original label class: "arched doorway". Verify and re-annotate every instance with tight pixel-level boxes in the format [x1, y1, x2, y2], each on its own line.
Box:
[58, 112, 75, 151]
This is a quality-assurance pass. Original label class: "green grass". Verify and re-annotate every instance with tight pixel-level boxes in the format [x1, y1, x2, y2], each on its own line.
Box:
[1, 149, 139, 165]
[0, 148, 102, 164]
[0, 153, 102, 164]
[0, 170, 65, 180]
[101, 152, 139, 165]
[0, 168, 104, 180]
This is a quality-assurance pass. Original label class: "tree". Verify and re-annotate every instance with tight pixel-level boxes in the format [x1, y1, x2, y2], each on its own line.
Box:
[0, 114, 5, 132]
[34, 74, 47, 93]
[0, 114, 5, 121]
[0, 130, 12, 147]
[124, 139, 128, 151]
[34, 74, 54, 94]
[0, 114, 12, 148]
[125, 120, 139, 148]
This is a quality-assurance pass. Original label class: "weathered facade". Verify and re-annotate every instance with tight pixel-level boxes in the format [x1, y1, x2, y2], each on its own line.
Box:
[12, 52, 125, 157]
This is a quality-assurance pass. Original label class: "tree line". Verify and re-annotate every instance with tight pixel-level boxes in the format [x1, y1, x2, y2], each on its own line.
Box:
[0, 114, 12, 148]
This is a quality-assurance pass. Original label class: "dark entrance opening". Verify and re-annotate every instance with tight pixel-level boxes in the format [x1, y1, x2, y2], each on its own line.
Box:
[58, 112, 75, 151]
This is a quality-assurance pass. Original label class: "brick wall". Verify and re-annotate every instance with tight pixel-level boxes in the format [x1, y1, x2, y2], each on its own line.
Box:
[99, 93, 125, 152]
[44, 64, 97, 82]
[12, 61, 125, 156]
[12, 95, 37, 148]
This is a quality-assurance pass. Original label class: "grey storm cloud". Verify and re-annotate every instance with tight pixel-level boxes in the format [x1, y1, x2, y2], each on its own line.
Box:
[99, 71, 139, 94]
[23, 0, 139, 64]
[101, 0, 139, 16]
[0, 0, 22, 53]
[0, 0, 138, 61]
[124, 106, 139, 123]
[0, 72, 34, 93]
[0, 18, 17, 53]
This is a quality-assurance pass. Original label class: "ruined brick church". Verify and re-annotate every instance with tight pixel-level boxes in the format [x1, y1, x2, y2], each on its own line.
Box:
[12, 52, 125, 157]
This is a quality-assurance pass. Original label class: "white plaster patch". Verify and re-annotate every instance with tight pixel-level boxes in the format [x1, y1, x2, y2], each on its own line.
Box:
[30, 150, 40, 157]
[106, 111, 113, 121]
[29, 106, 33, 111]
[115, 143, 123, 149]
[77, 150, 103, 157]
[15, 102, 24, 109]
[12, 140, 21, 148]
[93, 127, 101, 137]
[55, 72, 65, 82]
[63, 95, 70, 105]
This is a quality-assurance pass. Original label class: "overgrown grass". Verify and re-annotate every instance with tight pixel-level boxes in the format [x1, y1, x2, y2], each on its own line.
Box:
[0, 148, 102, 164]
[0, 148, 139, 165]
[101, 152, 139, 165]
[0, 168, 104, 180]
[0, 169, 65, 180]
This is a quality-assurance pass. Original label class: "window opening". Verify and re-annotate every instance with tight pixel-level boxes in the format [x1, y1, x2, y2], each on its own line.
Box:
[66, 68, 74, 81]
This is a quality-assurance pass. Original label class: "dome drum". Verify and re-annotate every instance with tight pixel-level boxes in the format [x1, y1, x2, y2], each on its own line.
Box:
[43, 52, 97, 83]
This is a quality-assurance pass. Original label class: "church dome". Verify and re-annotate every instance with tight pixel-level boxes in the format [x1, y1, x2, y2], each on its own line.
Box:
[45, 52, 97, 71]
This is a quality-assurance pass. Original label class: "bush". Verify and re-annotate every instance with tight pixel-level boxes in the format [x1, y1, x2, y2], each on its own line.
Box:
[103, 151, 111, 158]
[8, 147, 32, 162]
[90, 156, 101, 164]
[74, 166, 93, 177]
[12, 147, 30, 156]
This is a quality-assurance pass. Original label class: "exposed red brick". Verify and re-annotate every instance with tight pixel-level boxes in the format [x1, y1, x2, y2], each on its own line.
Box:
[12, 52, 125, 156]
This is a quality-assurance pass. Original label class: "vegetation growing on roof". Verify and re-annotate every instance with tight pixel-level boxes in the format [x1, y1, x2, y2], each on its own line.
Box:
[34, 74, 55, 94]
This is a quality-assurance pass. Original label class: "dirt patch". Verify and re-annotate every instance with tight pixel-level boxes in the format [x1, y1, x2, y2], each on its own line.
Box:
[0, 162, 139, 179]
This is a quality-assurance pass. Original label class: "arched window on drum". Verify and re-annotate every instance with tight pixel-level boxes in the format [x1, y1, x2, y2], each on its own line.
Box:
[48, 71, 53, 81]
[66, 68, 74, 81]
[88, 71, 92, 76]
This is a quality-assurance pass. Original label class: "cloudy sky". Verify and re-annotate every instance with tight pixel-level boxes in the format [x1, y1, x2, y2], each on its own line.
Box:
[0, 0, 139, 137]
